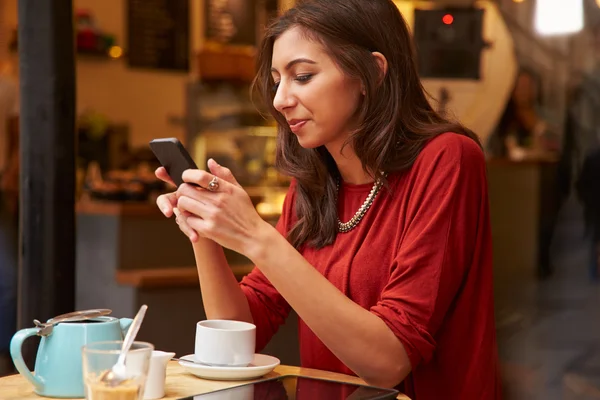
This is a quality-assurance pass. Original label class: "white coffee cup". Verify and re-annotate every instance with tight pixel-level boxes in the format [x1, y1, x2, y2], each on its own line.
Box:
[195, 320, 256, 367]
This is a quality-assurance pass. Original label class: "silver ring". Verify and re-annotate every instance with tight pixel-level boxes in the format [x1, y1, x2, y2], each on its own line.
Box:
[207, 176, 219, 192]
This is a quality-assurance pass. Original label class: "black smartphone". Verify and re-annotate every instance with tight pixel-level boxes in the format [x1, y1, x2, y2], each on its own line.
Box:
[149, 138, 199, 187]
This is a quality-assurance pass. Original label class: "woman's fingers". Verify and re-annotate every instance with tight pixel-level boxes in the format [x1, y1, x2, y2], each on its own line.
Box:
[181, 160, 241, 193]
[156, 192, 177, 217]
[176, 195, 216, 243]
[155, 167, 177, 188]
[207, 159, 241, 188]
[176, 183, 211, 207]
[159, 160, 240, 193]
[184, 215, 212, 238]
[173, 207, 198, 242]
[177, 194, 212, 220]
[181, 169, 225, 193]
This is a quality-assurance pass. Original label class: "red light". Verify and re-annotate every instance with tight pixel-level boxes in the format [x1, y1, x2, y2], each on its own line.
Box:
[442, 14, 454, 25]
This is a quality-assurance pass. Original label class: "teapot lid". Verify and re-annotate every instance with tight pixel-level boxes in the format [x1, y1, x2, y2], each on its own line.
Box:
[47, 308, 112, 324]
[34, 309, 112, 336]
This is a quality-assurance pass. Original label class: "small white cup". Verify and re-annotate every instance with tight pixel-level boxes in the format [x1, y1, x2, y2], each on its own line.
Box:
[125, 349, 175, 399]
[195, 320, 256, 367]
[144, 350, 175, 399]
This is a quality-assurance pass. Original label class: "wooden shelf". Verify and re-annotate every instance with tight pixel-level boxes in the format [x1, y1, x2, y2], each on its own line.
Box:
[77, 199, 161, 217]
[197, 44, 256, 83]
[116, 265, 255, 288]
[486, 157, 559, 166]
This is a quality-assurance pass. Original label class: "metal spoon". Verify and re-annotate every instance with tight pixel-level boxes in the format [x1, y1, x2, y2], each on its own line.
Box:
[99, 304, 148, 387]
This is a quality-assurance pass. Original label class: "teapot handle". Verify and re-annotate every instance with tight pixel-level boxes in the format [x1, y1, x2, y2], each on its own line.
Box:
[10, 328, 44, 391]
[119, 317, 134, 337]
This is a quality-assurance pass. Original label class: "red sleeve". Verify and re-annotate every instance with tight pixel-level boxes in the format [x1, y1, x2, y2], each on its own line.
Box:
[239, 181, 296, 351]
[370, 134, 487, 368]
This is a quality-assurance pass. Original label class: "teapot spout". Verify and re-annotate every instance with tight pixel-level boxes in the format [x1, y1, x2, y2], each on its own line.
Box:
[119, 318, 133, 338]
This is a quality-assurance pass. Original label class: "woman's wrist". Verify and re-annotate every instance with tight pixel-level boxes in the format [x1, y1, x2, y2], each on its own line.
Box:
[245, 220, 280, 266]
[192, 236, 219, 248]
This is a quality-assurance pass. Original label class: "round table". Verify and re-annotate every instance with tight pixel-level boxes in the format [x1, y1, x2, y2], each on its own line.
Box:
[0, 361, 410, 399]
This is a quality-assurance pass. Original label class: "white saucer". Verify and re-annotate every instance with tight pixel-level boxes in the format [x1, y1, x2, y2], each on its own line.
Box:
[178, 354, 280, 381]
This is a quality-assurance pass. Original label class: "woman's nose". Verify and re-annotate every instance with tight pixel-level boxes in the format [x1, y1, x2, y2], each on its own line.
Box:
[273, 82, 296, 112]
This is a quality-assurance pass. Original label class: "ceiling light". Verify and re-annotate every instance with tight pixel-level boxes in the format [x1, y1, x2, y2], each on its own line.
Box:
[535, 0, 584, 36]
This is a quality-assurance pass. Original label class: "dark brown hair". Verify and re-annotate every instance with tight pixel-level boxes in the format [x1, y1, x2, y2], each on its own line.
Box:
[252, 0, 480, 250]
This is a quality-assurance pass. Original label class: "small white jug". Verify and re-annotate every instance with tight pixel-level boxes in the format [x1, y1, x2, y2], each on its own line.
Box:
[144, 350, 175, 400]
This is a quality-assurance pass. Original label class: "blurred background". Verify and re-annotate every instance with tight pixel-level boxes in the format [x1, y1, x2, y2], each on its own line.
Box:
[1, 0, 600, 398]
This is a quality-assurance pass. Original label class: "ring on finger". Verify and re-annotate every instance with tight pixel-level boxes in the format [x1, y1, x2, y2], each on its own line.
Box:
[207, 176, 219, 192]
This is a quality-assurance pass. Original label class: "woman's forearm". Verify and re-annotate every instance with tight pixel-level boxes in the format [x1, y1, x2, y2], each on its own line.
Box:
[192, 238, 253, 323]
[247, 224, 411, 388]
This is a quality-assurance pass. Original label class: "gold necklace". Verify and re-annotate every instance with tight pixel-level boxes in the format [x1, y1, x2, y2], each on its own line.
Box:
[336, 174, 386, 233]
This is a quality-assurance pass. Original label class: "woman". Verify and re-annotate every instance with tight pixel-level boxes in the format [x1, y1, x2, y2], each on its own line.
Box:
[156, 0, 501, 398]
[490, 68, 558, 160]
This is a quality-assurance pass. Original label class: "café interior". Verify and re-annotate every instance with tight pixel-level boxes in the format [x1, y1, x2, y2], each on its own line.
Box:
[2, 0, 600, 398]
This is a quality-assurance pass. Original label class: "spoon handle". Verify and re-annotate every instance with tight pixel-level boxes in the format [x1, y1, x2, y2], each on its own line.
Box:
[117, 304, 148, 365]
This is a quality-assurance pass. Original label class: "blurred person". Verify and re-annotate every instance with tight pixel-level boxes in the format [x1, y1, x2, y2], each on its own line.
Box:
[490, 68, 559, 160]
[0, 69, 19, 376]
[490, 68, 562, 279]
[576, 148, 600, 281]
[560, 83, 599, 281]
[561, 24, 600, 281]
[156, 1, 501, 398]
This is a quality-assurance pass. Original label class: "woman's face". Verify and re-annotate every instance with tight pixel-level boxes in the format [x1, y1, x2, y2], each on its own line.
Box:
[271, 27, 363, 150]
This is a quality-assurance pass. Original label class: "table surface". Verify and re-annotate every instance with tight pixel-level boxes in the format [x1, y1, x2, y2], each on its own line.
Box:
[0, 361, 410, 400]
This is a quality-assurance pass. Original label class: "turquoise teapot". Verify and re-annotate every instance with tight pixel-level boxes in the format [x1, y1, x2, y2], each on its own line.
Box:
[10, 309, 133, 398]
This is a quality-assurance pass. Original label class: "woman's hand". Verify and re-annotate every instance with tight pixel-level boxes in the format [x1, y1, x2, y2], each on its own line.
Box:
[155, 166, 200, 242]
[175, 159, 269, 258]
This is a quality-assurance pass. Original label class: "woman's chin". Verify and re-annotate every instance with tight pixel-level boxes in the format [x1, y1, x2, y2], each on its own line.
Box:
[296, 136, 323, 149]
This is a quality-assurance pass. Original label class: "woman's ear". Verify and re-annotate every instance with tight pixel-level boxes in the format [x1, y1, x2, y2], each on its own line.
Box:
[372, 51, 388, 85]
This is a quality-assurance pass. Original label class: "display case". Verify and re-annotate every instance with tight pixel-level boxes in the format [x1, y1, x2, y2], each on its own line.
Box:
[183, 79, 289, 220]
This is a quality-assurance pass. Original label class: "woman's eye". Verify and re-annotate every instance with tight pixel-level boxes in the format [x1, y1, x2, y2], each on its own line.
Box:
[272, 74, 312, 93]
[295, 74, 313, 83]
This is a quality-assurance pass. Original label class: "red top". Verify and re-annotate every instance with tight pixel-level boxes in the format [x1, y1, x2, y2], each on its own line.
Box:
[240, 133, 501, 399]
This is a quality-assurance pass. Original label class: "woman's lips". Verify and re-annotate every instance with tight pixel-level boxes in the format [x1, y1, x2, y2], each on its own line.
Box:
[288, 119, 307, 133]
